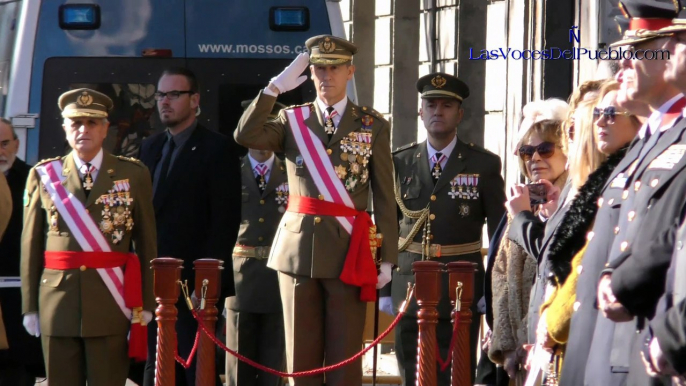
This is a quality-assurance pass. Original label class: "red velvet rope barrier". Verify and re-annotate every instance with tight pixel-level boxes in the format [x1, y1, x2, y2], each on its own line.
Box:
[435, 311, 461, 371]
[182, 308, 406, 377]
[175, 329, 201, 369]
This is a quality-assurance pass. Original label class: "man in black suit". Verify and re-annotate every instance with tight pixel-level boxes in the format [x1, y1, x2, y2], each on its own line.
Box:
[140, 68, 242, 386]
[0, 118, 44, 386]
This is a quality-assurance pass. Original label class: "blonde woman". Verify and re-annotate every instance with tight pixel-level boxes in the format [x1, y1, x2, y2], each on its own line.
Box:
[536, 80, 642, 383]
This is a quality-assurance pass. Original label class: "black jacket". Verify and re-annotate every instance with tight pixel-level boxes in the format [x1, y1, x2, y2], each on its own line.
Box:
[139, 124, 242, 299]
[0, 158, 31, 276]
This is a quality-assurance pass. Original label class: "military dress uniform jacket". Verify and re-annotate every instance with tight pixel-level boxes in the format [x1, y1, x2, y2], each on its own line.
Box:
[226, 156, 287, 314]
[390, 139, 505, 317]
[558, 144, 642, 386]
[584, 119, 686, 386]
[20, 152, 157, 337]
[649, 220, 686, 375]
[235, 91, 398, 276]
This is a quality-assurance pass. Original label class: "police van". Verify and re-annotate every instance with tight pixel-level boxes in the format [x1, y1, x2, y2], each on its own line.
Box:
[0, 0, 354, 164]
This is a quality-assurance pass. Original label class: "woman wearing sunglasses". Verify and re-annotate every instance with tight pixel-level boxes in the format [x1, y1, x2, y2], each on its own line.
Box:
[489, 119, 569, 381]
[536, 79, 642, 385]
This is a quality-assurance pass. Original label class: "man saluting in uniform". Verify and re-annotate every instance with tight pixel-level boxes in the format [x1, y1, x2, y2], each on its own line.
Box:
[21, 89, 156, 386]
[387, 73, 506, 385]
[235, 35, 398, 386]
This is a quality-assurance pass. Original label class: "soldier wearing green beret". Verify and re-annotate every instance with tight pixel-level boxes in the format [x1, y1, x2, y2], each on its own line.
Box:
[235, 35, 398, 386]
[385, 73, 506, 385]
[20, 88, 157, 386]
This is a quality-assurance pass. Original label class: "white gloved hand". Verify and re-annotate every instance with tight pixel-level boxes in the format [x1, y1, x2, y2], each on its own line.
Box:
[142, 310, 153, 325]
[270, 52, 310, 94]
[379, 296, 394, 316]
[23, 312, 40, 337]
[376, 262, 392, 289]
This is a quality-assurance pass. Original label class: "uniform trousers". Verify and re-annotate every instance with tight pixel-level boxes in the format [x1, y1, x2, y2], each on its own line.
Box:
[278, 272, 367, 386]
[225, 309, 286, 386]
[41, 334, 128, 386]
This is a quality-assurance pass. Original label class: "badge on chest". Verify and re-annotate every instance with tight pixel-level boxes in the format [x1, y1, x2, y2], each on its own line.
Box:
[648, 144, 686, 170]
[95, 179, 134, 244]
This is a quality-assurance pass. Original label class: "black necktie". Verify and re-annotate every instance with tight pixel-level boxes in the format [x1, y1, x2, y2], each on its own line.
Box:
[157, 135, 176, 189]
[325, 106, 336, 141]
[431, 152, 443, 185]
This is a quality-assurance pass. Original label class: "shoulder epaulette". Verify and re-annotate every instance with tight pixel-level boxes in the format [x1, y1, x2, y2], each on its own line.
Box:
[285, 102, 314, 110]
[466, 141, 499, 158]
[35, 156, 61, 166]
[360, 106, 385, 120]
[116, 155, 145, 167]
[392, 142, 418, 155]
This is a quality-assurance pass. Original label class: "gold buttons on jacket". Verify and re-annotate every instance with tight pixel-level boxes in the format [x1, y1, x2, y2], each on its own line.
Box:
[586, 231, 595, 241]
[80, 265, 87, 271]
[634, 181, 641, 191]
[628, 211, 635, 221]
[614, 226, 620, 235]
[429, 234, 434, 240]
[326, 149, 333, 155]
[429, 214, 436, 220]
[650, 178, 659, 187]
[258, 236, 264, 242]
[259, 218, 265, 223]
[430, 195, 437, 201]
[42, 279, 47, 284]
[622, 190, 629, 200]
[85, 209, 90, 214]
[620, 241, 628, 252]
[598, 198, 604, 208]
[573, 301, 581, 312]
[607, 199, 615, 206]
[314, 216, 321, 224]
[260, 200, 265, 205]
[577, 265, 583, 274]
[318, 195, 324, 200]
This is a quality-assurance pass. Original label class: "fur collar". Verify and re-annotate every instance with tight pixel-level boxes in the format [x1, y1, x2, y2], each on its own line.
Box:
[547, 146, 628, 285]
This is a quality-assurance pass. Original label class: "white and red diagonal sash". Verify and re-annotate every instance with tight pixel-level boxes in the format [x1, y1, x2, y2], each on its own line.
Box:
[35, 160, 131, 319]
[285, 106, 355, 234]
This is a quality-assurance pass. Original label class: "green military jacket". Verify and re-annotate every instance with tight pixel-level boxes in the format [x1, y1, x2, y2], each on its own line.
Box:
[21, 151, 157, 337]
[226, 155, 287, 313]
[235, 92, 398, 278]
[391, 139, 506, 318]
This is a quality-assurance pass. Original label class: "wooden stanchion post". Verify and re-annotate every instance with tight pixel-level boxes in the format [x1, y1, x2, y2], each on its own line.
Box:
[194, 259, 223, 386]
[413, 261, 443, 386]
[152, 257, 184, 386]
[447, 262, 477, 386]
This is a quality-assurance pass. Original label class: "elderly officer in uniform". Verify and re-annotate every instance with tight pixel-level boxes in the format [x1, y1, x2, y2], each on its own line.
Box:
[599, 13, 686, 385]
[577, 2, 686, 385]
[21, 89, 156, 386]
[386, 73, 506, 385]
[235, 35, 398, 386]
[225, 101, 287, 386]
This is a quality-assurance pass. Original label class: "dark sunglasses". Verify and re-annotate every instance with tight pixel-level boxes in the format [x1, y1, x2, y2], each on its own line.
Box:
[593, 106, 630, 124]
[518, 141, 556, 161]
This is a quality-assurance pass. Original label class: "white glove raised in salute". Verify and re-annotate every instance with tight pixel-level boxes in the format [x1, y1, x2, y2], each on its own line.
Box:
[269, 52, 310, 94]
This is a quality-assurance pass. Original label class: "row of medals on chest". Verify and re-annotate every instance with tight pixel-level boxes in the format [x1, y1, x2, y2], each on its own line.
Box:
[335, 131, 372, 192]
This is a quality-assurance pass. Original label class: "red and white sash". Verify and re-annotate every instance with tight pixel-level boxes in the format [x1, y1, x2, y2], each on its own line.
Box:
[35, 160, 131, 319]
[285, 106, 355, 233]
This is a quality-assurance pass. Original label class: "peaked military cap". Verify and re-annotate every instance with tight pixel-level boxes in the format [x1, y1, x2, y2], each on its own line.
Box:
[416, 73, 470, 102]
[58, 88, 113, 119]
[306, 35, 358, 65]
[610, 0, 682, 46]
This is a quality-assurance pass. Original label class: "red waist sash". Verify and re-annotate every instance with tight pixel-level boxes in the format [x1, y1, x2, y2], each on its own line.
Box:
[44, 251, 147, 361]
[287, 196, 378, 302]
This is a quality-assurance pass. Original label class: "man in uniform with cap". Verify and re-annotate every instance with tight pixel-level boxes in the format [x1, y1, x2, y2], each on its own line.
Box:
[386, 72, 505, 385]
[235, 35, 398, 386]
[578, 1, 686, 385]
[20, 88, 156, 385]
[224, 101, 287, 386]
